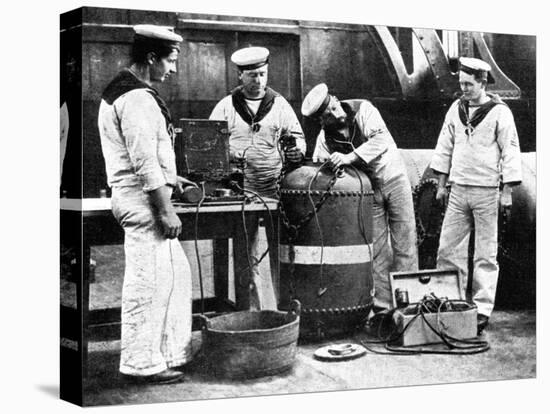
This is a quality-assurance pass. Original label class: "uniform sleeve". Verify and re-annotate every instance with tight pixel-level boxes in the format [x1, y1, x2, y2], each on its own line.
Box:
[312, 129, 330, 162]
[279, 98, 306, 155]
[430, 104, 457, 175]
[117, 91, 167, 192]
[352, 102, 392, 165]
[497, 106, 522, 184]
[209, 98, 228, 121]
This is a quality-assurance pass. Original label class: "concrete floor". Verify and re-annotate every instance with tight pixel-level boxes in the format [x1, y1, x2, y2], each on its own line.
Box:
[82, 309, 536, 407]
[66, 237, 536, 407]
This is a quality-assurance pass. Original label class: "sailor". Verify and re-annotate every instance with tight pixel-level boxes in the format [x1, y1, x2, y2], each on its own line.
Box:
[98, 24, 197, 383]
[302, 83, 418, 312]
[431, 57, 522, 334]
[209, 46, 306, 310]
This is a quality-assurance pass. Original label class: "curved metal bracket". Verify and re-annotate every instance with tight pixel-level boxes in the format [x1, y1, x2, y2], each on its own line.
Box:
[370, 26, 521, 100]
[371, 26, 459, 99]
[469, 32, 521, 99]
[412, 28, 461, 97]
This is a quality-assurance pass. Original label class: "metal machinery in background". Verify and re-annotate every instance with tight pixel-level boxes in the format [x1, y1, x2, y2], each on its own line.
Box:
[69, 9, 535, 310]
[369, 28, 521, 100]
[367, 28, 535, 309]
[278, 163, 374, 339]
[357, 27, 535, 155]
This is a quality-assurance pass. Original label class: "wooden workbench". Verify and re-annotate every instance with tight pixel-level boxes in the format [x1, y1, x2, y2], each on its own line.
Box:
[60, 197, 279, 379]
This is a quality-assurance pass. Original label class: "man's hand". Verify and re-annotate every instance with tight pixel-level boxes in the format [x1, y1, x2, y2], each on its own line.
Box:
[159, 210, 182, 239]
[230, 150, 247, 169]
[175, 175, 198, 197]
[149, 185, 182, 239]
[435, 186, 449, 206]
[434, 172, 449, 206]
[329, 152, 358, 172]
[500, 184, 513, 217]
[284, 146, 303, 164]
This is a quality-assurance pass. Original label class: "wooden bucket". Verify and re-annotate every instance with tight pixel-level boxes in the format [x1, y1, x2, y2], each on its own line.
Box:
[200, 300, 301, 379]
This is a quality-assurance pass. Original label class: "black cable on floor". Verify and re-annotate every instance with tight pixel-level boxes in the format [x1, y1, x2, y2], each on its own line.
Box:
[358, 295, 490, 355]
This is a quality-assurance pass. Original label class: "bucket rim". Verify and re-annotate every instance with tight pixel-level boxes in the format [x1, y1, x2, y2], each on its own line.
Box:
[203, 311, 300, 335]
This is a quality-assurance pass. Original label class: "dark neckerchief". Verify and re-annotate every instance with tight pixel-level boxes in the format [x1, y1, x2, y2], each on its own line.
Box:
[458, 93, 505, 130]
[102, 69, 173, 136]
[231, 86, 279, 127]
[323, 102, 362, 154]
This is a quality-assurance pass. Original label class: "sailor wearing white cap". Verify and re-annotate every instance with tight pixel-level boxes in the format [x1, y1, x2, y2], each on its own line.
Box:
[302, 83, 418, 309]
[133, 24, 183, 42]
[210, 46, 306, 310]
[231, 46, 270, 70]
[431, 57, 522, 334]
[459, 57, 492, 81]
[301, 83, 331, 118]
[98, 24, 196, 383]
[303, 84, 418, 311]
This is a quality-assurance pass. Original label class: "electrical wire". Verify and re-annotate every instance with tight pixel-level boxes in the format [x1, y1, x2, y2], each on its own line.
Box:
[190, 134, 280, 310]
[194, 182, 206, 314]
[307, 162, 330, 297]
[230, 182, 276, 278]
[240, 194, 255, 288]
[229, 132, 284, 284]
[358, 310, 425, 356]
[159, 241, 178, 348]
[349, 165, 375, 309]
[358, 295, 490, 355]
[237, 185, 276, 241]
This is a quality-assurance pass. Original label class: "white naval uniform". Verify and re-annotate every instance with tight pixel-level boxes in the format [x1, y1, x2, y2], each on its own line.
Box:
[98, 86, 193, 376]
[313, 100, 418, 309]
[210, 91, 305, 310]
[431, 96, 522, 317]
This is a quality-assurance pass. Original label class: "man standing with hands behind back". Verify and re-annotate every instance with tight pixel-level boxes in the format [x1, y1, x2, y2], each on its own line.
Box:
[210, 46, 306, 310]
[431, 57, 522, 335]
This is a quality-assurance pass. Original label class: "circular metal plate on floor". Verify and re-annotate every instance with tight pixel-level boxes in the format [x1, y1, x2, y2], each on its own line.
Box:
[313, 343, 367, 362]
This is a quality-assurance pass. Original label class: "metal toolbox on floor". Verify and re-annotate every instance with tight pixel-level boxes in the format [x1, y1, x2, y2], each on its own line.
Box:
[390, 269, 477, 346]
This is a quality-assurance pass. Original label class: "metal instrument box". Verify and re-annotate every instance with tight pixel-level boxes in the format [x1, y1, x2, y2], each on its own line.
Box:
[174, 119, 230, 177]
[174, 119, 239, 197]
[390, 269, 477, 346]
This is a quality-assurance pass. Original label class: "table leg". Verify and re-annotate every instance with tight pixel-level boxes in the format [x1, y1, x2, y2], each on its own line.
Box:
[265, 213, 280, 304]
[212, 239, 230, 309]
[232, 214, 259, 310]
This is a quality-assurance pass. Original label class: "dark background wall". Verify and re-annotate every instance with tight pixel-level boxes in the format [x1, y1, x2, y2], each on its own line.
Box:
[60, 7, 537, 310]
[60, 7, 536, 198]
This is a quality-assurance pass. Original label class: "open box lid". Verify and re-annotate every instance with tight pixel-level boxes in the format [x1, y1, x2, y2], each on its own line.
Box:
[389, 268, 464, 308]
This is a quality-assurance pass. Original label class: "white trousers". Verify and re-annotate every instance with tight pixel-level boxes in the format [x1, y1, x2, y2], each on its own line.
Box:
[112, 186, 193, 376]
[248, 217, 278, 310]
[437, 184, 500, 317]
[372, 175, 419, 309]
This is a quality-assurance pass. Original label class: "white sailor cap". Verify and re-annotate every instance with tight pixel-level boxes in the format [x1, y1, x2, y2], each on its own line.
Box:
[301, 83, 330, 117]
[133, 24, 182, 44]
[231, 47, 270, 70]
[459, 57, 491, 73]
